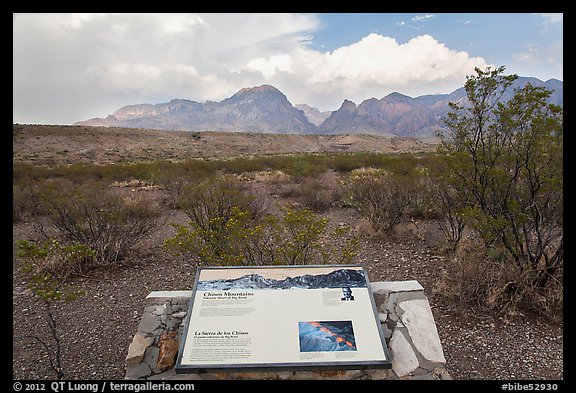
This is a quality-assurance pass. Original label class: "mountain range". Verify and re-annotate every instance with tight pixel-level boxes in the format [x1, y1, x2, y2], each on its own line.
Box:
[197, 269, 367, 291]
[75, 77, 563, 138]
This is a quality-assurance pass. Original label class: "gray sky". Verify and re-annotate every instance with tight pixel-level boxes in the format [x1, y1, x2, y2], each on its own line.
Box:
[13, 13, 563, 125]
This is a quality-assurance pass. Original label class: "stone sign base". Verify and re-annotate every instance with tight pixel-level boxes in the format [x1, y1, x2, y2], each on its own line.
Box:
[125, 281, 452, 380]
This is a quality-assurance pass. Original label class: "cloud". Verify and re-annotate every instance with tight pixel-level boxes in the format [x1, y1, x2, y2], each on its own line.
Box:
[512, 41, 563, 79]
[13, 13, 489, 123]
[536, 13, 563, 24]
[412, 14, 435, 22]
[253, 33, 489, 110]
[246, 54, 294, 78]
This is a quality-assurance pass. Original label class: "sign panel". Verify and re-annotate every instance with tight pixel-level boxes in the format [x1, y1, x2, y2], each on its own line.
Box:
[175, 264, 391, 373]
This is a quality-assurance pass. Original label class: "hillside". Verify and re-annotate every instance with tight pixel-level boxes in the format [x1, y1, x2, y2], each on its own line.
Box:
[12, 124, 437, 166]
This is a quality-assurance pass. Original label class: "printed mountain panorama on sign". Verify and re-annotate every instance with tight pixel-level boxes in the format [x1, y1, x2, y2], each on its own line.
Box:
[197, 269, 367, 291]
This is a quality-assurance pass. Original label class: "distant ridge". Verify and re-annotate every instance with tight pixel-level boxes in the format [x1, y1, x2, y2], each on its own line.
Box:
[75, 77, 562, 138]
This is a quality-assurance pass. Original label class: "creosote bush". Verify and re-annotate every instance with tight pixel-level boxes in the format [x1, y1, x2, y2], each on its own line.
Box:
[436, 66, 563, 317]
[342, 170, 414, 234]
[164, 176, 358, 266]
[35, 181, 163, 266]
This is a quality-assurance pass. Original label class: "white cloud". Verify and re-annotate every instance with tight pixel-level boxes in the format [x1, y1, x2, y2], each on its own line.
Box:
[13, 13, 489, 123]
[412, 14, 435, 22]
[536, 13, 563, 24]
[512, 41, 563, 79]
[261, 33, 489, 110]
[246, 54, 294, 78]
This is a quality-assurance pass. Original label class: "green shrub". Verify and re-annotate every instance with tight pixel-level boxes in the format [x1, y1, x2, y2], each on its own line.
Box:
[17, 239, 96, 278]
[437, 66, 563, 317]
[164, 175, 358, 266]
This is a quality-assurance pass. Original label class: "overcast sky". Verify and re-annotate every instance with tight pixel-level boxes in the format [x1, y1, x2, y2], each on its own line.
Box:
[13, 13, 563, 125]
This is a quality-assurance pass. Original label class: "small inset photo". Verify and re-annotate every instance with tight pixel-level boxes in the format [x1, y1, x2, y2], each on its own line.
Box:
[298, 320, 357, 352]
[340, 286, 355, 301]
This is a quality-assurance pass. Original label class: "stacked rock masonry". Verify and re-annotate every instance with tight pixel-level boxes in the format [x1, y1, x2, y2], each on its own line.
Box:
[125, 282, 452, 380]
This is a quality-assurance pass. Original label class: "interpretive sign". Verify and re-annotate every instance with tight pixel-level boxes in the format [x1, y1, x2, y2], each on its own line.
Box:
[175, 264, 392, 373]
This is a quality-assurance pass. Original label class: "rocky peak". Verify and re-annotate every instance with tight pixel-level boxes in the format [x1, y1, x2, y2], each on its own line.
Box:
[339, 99, 357, 111]
[383, 92, 413, 103]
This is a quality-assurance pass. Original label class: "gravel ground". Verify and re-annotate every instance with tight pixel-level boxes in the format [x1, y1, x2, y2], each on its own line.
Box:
[12, 190, 563, 381]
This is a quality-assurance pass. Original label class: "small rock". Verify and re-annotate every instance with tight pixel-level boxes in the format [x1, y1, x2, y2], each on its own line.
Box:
[157, 332, 179, 372]
[126, 333, 154, 365]
[125, 362, 151, 380]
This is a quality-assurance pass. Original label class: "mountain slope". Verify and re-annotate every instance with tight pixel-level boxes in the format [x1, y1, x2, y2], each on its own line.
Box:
[77, 85, 315, 134]
[317, 77, 562, 138]
[75, 77, 562, 137]
[294, 104, 331, 126]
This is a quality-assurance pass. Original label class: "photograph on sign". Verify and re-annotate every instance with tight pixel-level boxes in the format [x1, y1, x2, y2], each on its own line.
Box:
[176, 264, 391, 373]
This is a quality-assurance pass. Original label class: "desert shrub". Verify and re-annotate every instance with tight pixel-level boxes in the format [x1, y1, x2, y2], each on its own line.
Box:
[436, 66, 563, 318]
[13, 183, 45, 222]
[177, 174, 267, 224]
[37, 182, 163, 266]
[153, 173, 194, 209]
[17, 239, 96, 277]
[16, 239, 88, 379]
[270, 206, 359, 265]
[436, 240, 563, 320]
[342, 170, 413, 234]
[439, 66, 563, 309]
[164, 176, 358, 266]
[403, 169, 444, 220]
[332, 154, 367, 173]
[432, 183, 468, 250]
[268, 205, 329, 264]
[297, 177, 341, 212]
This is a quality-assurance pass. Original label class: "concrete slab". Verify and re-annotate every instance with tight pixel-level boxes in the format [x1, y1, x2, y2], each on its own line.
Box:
[371, 281, 424, 294]
[399, 298, 446, 364]
[390, 329, 419, 377]
[146, 291, 193, 300]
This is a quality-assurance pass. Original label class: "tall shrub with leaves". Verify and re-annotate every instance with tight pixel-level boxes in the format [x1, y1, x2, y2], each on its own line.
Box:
[438, 66, 563, 311]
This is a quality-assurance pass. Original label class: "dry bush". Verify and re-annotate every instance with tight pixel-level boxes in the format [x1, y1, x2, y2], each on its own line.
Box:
[178, 174, 269, 225]
[277, 183, 301, 199]
[152, 173, 195, 209]
[36, 181, 163, 266]
[435, 236, 563, 320]
[297, 177, 342, 212]
[342, 171, 413, 234]
[13, 183, 44, 222]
